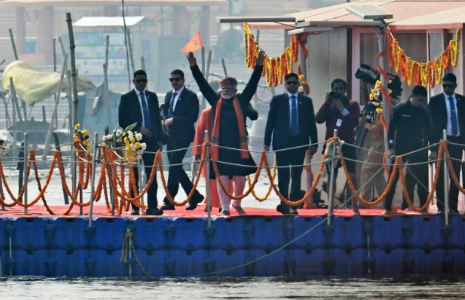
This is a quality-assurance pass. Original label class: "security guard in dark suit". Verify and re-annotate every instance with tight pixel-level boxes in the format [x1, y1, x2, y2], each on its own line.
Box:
[383, 85, 432, 215]
[429, 73, 465, 213]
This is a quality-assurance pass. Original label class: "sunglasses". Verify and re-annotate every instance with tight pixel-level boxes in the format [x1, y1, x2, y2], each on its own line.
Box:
[134, 79, 147, 83]
[442, 84, 455, 88]
[169, 78, 182, 82]
[286, 81, 299, 85]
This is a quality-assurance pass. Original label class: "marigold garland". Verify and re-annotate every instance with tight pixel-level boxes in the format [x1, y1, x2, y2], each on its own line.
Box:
[389, 28, 461, 88]
[243, 22, 305, 88]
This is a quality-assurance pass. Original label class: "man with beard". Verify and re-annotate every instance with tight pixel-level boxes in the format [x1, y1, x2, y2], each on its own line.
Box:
[187, 50, 265, 216]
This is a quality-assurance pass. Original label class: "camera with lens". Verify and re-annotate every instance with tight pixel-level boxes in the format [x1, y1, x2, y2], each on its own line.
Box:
[355, 63, 380, 85]
[356, 63, 403, 122]
[328, 91, 339, 100]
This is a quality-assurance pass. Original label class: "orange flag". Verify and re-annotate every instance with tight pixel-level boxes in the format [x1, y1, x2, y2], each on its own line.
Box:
[180, 31, 203, 53]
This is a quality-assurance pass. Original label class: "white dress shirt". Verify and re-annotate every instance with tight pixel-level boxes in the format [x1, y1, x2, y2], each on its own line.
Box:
[171, 86, 185, 112]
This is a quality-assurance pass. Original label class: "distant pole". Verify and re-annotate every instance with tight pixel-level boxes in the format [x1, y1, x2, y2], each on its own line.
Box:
[141, 56, 146, 71]
[9, 28, 18, 60]
[43, 54, 69, 162]
[66, 70, 73, 138]
[66, 13, 79, 132]
[58, 36, 67, 56]
[53, 38, 57, 72]
[201, 46, 205, 76]
[10, 78, 17, 158]
[126, 29, 135, 75]
[104, 35, 110, 91]
[206, 49, 212, 81]
[221, 58, 228, 77]
[122, 0, 131, 89]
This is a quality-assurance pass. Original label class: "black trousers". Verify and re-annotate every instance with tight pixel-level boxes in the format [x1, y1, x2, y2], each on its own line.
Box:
[276, 138, 307, 207]
[436, 136, 463, 212]
[163, 139, 202, 205]
[131, 138, 159, 212]
[384, 150, 428, 210]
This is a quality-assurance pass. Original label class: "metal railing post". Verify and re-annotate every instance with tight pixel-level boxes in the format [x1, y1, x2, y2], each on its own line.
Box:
[443, 130, 449, 225]
[327, 129, 338, 225]
[23, 133, 28, 215]
[138, 156, 145, 215]
[88, 132, 98, 227]
[205, 130, 212, 226]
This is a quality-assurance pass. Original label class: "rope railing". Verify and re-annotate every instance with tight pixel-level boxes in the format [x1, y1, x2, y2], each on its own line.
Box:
[0, 137, 464, 215]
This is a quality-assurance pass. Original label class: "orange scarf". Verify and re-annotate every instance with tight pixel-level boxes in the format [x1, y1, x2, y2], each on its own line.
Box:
[211, 97, 249, 160]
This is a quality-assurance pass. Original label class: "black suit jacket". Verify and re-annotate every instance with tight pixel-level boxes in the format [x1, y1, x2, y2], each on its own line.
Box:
[429, 93, 465, 150]
[118, 89, 163, 148]
[264, 93, 318, 150]
[162, 87, 199, 144]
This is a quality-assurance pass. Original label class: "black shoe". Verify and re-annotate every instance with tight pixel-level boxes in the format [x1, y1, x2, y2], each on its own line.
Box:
[145, 208, 163, 216]
[204, 205, 212, 212]
[161, 202, 175, 210]
[289, 207, 299, 215]
[130, 210, 140, 215]
[187, 194, 205, 211]
[276, 204, 290, 215]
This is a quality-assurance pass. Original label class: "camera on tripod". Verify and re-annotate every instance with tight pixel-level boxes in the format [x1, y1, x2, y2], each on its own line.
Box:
[356, 63, 403, 122]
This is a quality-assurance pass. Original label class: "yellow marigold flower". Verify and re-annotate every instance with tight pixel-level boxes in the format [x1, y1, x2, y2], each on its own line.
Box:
[369, 94, 374, 100]
[81, 129, 88, 135]
[371, 89, 377, 94]
[135, 142, 141, 148]
[74, 124, 80, 129]
[124, 137, 129, 143]
[130, 137, 136, 143]
[376, 108, 383, 113]
[125, 146, 130, 151]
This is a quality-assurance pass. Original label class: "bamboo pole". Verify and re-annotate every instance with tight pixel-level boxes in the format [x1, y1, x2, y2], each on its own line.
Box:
[66, 13, 79, 132]
[1, 96, 12, 130]
[43, 54, 69, 161]
[126, 28, 135, 75]
[221, 58, 228, 77]
[8, 28, 18, 60]
[58, 36, 66, 56]
[104, 35, 110, 91]
[10, 78, 17, 158]
[66, 70, 72, 138]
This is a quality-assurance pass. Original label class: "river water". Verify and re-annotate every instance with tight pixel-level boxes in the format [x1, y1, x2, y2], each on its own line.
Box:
[1, 276, 464, 299]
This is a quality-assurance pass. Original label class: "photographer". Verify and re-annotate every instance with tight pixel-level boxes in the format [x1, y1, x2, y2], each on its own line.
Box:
[315, 78, 361, 215]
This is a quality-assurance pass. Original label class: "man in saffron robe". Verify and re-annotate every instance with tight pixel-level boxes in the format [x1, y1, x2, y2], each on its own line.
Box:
[187, 50, 265, 216]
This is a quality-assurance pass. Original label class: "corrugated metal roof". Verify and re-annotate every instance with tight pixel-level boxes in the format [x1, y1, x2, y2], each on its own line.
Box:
[1, 0, 226, 7]
[248, 1, 465, 30]
[390, 5, 465, 29]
